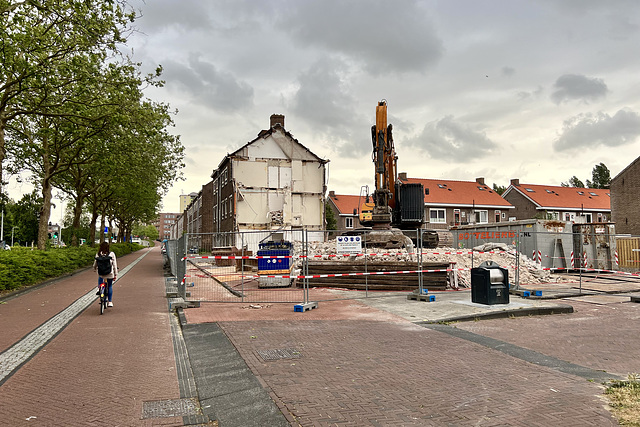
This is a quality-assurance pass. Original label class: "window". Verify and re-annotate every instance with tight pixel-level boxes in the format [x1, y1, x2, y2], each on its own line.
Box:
[429, 209, 446, 223]
[525, 188, 535, 192]
[495, 210, 501, 223]
[589, 192, 598, 196]
[475, 210, 488, 224]
[547, 211, 560, 220]
[345, 217, 354, 228]
[585, 213, 592, 222]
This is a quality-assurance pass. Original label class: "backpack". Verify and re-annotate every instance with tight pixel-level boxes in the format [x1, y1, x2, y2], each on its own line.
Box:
[96, 254, 112, 276]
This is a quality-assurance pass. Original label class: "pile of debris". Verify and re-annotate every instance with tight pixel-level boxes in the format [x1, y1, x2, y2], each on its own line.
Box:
[291, 241, 570, 289]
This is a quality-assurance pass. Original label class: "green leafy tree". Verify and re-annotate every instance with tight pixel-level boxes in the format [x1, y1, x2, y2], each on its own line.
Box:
[586, 163, 611, 189]
[561, 176, 585, 188]
[10, 191, 42, 245]
[0, 0, 134, 194]
[325, 202, 337, 230]
[492, 183, 506, 195]
[132, 223, 159, 241]
[562, 163, 610, 189]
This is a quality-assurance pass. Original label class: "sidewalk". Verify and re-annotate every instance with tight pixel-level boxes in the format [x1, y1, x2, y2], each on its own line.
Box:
[0, 247, 185, 426]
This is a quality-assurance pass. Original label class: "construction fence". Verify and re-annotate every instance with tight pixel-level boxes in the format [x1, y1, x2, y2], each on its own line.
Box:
[164, 225, 640, 304]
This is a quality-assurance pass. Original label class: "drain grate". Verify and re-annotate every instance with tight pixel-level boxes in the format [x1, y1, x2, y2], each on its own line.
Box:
[142, 397, 200, 419]
[256, 348, 302, 362]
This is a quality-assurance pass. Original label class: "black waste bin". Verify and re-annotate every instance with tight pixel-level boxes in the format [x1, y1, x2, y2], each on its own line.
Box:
[471, 260, 509, 305]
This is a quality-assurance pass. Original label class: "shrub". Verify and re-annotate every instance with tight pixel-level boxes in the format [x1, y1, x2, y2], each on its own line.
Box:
[0, 243, 144, 293]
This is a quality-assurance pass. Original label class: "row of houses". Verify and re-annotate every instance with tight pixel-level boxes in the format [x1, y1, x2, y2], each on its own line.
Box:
[159, 114, 640, 241]
[328, 177, 612, 232]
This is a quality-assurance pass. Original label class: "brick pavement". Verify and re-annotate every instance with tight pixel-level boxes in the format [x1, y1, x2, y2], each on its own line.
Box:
[0, 247, 184, 426]
[454, 299, 640, 377]
[218, 317, 618, 426]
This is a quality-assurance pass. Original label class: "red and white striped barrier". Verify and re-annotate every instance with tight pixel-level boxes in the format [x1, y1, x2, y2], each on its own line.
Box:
[615, 251, 619, 266]
[182, 249, 511, 262]
[183, 267, 469, 281]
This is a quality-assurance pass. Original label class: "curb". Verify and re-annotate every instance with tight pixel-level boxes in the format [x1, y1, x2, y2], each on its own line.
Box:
[416, 303, 574, 324]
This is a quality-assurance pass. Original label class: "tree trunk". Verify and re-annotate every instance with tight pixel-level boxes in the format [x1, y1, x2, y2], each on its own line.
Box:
[0, 114, 6, 194]
[89, 207, 98, 247]
[99, 215, 106, 244]
[37, 180, 53, 250]
[71, 195, 84, 246]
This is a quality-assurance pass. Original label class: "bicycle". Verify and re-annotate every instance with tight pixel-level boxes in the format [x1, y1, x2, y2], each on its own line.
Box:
[98, 282, 108, 315]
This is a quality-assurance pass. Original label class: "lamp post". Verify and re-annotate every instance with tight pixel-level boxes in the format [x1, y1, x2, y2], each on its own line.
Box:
[11, 226, 18, 246]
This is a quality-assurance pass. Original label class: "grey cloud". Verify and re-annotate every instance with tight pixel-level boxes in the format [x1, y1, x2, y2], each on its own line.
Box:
[279, 0, 443, 75]
[161, 54, 253, 113]
[406, 116, 496, 161]
[553, 109, 640, 151]
[291, 59, 370, 158]
[502, 66, 516, 77]
[134, 0, 213, 31]
[551, 74, 608, 104]
[517, 85, 544, 101]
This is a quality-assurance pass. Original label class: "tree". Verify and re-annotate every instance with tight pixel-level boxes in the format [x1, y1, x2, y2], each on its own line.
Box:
[586, 163, 611, 189]
[10, 191, 42, 245]
[325, 203, 337, 230]
[0, 0, 134, 194]
[492, 183, 506, 195]
[561, 176, 585, 188]
[133, 223, 159, 241]
[561, 163, 610, 189]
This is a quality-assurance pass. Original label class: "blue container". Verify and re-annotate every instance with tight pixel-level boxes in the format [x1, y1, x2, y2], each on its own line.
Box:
[257, 249, 291, 271]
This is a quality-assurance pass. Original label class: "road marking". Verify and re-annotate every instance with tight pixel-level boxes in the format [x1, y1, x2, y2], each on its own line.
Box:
[0, 250, 151, 386]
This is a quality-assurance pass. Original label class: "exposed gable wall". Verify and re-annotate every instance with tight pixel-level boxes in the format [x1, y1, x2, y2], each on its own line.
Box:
[611, 157, 640, 234]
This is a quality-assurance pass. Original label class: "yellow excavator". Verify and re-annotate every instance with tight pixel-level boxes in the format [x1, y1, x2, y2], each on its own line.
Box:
[356, 100, 438, 248]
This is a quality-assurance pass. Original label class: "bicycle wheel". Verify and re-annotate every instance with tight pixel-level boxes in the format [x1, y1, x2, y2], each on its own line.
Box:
[100, 296, 105, 315]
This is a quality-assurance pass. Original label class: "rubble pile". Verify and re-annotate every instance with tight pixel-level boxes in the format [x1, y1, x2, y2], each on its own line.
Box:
[291, 240, 570, 288]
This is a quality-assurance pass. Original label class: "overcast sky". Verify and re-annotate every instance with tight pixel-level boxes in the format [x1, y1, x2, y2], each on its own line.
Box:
[12, 0, 640, 218]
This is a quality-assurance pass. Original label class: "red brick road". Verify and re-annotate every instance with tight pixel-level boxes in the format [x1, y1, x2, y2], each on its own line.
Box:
[219, 318, 617, 426]
[0, 247, 183, 426]
[455, 299, 640, 377]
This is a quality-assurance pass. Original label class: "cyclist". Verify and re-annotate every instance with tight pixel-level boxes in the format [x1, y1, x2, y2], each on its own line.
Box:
[93, 242, 118, 307]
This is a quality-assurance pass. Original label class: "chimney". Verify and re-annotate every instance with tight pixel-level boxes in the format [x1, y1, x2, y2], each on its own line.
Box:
[510, 178, 519, 186]
[476, 177, 485, 185]
[329, 190, 335, 198]
[270, 114, 285, 128]
[398, 172, 408, 181]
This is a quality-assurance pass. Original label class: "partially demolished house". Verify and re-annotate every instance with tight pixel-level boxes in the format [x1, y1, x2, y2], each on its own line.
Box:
[209, 114, 328, 234]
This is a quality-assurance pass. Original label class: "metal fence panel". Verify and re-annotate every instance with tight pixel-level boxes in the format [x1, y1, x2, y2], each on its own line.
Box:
[176, 229, 640, 304]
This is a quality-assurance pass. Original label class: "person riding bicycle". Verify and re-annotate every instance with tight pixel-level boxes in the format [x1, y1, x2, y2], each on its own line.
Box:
[93, 242, 118, 307]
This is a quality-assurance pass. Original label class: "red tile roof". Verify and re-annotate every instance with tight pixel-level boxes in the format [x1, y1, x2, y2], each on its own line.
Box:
[403, 178, 514, 208]
[505, 183, 610, 211]
[328, 194, 365, 215]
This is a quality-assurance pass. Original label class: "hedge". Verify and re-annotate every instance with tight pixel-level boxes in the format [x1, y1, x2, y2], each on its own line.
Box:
[0, 243, 144, 293]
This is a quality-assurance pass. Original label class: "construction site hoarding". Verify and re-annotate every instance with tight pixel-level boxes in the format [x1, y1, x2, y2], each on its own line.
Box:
[452, 219, 602, 270]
